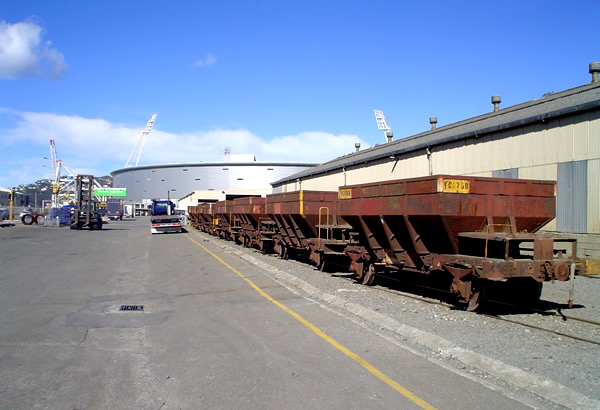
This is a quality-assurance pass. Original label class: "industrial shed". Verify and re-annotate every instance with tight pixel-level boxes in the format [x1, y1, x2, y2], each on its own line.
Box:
[111, 160, 316, 203]
[272, 64, 600, 239]
[0, 187, 28, 208]
[177, 188, 271, 210]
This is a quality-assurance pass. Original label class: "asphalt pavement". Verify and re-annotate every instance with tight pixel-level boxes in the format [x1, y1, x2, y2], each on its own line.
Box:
[0, 218, 552, 409]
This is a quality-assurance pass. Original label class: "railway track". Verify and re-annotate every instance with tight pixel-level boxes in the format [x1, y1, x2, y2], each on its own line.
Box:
[342, 271, 600, 347]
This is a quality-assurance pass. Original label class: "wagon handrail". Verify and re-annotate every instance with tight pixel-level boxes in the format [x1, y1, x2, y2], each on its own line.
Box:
[484, 223, 516, 259]
[318, 206, 330, 247]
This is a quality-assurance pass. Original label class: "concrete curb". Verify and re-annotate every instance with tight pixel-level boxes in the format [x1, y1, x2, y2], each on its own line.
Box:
[190, 229, 600, 409]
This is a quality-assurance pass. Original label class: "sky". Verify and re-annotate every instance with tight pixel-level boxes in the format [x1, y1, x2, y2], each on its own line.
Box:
[1, 1, 598, 188]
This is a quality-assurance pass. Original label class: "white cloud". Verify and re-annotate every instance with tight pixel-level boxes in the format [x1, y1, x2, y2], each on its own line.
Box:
[1, 111, 366, 179]
[262, 132, 360, 159]
[192, 53, 216, 68]
[0, 19, 66, 80]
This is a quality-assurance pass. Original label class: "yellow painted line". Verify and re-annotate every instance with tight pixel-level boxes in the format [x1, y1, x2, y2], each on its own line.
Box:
[185, 234, 436, 410]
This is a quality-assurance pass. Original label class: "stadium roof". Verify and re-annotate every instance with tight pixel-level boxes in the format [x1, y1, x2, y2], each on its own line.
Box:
[111, 161, 318, 177]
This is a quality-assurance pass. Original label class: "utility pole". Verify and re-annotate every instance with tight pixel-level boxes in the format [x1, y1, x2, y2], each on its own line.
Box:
[8, 189, 14, 220]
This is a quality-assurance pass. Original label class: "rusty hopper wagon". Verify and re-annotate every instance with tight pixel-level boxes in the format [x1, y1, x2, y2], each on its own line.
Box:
[337, 175, 576, 310]
[191, 175, 579, 311]
[188, 203, 217, 234]
[198, 203, 216, 234]
[188, 206, 201, 229]
[213, 200, 238, 241]
[265, 191, 344, 261]
[231, 196, 276, 252]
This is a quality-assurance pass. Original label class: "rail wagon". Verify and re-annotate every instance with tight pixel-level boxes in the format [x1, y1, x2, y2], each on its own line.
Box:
[213, 200, 237, 240]
[231, 196, 276, 252]
[197, 203, 216, 234]
[189, 205, 207, 231]
[187, 206, 200, 229]
[336, 175, 576, 310]
[265, 191, 344, 261]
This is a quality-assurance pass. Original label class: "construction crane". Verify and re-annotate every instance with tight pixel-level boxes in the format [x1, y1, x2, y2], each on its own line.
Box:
[49, 140, 61, 207]
[125, 114, 157, 168]
[49, 140, 58, 182]
[374, 110, 393, 143]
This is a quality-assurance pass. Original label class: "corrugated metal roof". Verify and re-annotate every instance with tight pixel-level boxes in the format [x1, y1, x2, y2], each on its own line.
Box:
[272, 81, 600, 186]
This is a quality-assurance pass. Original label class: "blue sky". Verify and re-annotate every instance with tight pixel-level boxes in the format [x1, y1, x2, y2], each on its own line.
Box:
[1, 1, 598, 188]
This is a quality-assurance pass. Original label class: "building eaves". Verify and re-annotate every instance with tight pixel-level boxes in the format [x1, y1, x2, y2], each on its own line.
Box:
[111, 161, 318, 176]
[272, 81, 600, 186]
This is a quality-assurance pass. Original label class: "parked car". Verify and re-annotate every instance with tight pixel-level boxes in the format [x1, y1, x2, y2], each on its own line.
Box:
[0, 208, 8, 220]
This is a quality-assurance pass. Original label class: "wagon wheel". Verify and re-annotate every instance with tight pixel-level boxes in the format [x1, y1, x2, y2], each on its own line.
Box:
[266, 241, 274, 254]
[362, 264, 376, 286]
[466, 281, 487, 312]
[279, 245, 289, 260]
[318, 255, 328, 272]
[261, 241, 271, 255]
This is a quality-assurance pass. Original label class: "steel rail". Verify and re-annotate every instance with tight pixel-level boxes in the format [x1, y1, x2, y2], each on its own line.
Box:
[347, 272, 600, 347]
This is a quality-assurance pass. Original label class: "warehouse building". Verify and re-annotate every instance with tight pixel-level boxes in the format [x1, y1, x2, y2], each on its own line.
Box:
[272, 63, 600, 244]
[111, 155, 316, 203]
[177, 188, 272, 210]
[0, 187, 28, 208]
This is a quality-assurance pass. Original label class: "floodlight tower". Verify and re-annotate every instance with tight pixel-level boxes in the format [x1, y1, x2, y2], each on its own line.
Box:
[125, 114, 157, 168]
[374, 110, 393, 143]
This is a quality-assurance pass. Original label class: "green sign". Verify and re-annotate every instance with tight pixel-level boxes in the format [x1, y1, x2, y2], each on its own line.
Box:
[94, 188, 127, 197]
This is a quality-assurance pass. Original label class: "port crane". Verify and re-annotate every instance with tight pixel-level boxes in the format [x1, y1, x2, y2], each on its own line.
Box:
[48, 140, 102, 208]
[125, 114, 157, 168]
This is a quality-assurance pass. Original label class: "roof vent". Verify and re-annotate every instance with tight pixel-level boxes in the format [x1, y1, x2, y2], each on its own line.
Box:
[385, 131, 393, 143]
[429, 117, 437, 130]
[355, 142, 360, 152]
[590, 62, 600, 83]
[491, 95, 501, 112]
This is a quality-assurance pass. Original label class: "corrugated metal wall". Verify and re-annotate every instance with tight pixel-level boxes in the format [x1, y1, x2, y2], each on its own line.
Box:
[274, 111, 599, 233]
[519, 164, 558, 231]
[557, 161, 588, 233]
[588, 159, 600, 233]
[492, 168, 518, 179]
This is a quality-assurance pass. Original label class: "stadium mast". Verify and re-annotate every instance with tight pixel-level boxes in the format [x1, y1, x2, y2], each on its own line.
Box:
[125, 114, 157, 168]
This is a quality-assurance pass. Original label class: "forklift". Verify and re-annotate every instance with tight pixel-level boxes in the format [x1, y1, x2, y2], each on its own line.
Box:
[70, 175, 103, 230]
